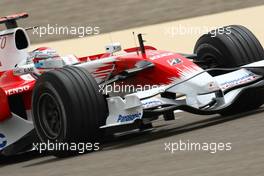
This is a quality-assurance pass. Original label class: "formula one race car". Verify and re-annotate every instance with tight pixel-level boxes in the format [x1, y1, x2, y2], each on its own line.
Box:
[1, 13, 264, 156]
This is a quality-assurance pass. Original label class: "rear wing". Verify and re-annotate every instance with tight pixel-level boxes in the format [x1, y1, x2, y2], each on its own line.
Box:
[0, 12, 28, 29]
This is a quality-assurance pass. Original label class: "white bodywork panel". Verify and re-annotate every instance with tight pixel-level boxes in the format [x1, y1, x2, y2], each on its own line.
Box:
[0, 28, 30, 72]
[100, 95, 143, 128]
[242, 60, 264, 67]
[0, 113, 34, 150]
[214, 68, 261, 91]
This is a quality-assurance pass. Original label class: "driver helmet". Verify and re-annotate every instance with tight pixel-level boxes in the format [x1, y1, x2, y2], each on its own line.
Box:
[31, 47, 60, 63]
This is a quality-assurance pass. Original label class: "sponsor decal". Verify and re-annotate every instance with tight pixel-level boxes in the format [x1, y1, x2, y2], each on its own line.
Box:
[5, 85, 30, 96]
[0, 133, 7, 150]
[14, 67, 35, 75]
[220, 72, 259, 90]
[143, 100, 162, 108]
[117, 112, 142, 123]
[167, 58, 182, 66]
[150, 52, 174, 60]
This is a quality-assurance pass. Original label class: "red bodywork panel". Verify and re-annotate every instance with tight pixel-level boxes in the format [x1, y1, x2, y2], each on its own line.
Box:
[0, 12, 28, 24]
[79, 46, 200, 85]
[0, 71, 35, 121]
[115, 50, 199, 85]
[0, 87, 10, 121]
[0, 71, 35, 96]
[0, 45, 200, 122]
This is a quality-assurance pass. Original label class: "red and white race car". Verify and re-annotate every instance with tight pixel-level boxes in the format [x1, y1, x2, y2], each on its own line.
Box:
[1, 13, 264, 156]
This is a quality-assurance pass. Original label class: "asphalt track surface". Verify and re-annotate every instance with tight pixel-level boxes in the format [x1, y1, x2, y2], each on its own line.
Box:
[1, 1, 264, 176]
[1, 108, 264, 176]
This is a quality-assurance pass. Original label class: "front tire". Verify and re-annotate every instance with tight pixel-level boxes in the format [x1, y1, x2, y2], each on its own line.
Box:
[194, 25, 264, 115]
[32, 67, 108, 157]
[194, 25, 264, 70]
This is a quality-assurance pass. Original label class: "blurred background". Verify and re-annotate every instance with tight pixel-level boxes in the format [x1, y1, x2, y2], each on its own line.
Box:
[1, 0, 264, 43]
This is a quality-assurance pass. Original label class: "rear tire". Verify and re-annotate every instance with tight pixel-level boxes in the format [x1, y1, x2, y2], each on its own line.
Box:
[32, 67, 108, 157]
[194, 25, 264, 115]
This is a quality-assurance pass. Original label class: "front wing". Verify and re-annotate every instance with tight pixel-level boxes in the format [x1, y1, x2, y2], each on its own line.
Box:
[101, 60, 264, 128]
